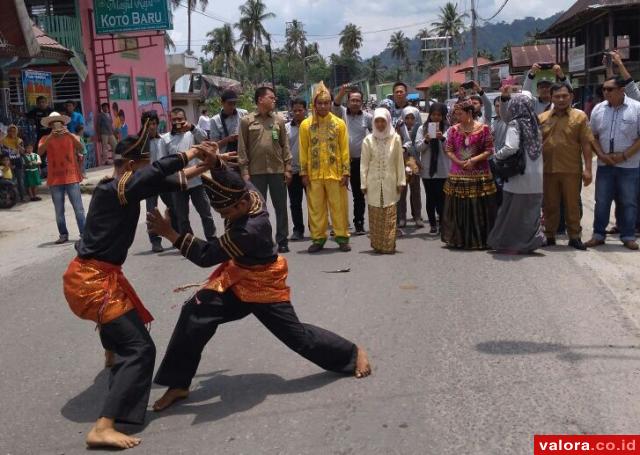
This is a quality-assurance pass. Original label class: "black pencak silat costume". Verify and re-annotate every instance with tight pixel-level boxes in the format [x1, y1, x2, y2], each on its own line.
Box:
[154, 169, 357, 389]
[63, 131, 189, 425]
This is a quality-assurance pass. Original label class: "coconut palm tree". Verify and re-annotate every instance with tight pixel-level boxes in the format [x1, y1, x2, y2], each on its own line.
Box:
[388, 31, 410, 79]
[170, 0, 209, 55]
[431, 2, 467, 41]
[366, 56, 384, 86]
[285, 19, 307, 58]
[235, 0, 276, 61]
[388, 31, 409, 62]
[415, 28, 430, 41]
[339, 23, 363, 58]
[202, 24, 241, 78]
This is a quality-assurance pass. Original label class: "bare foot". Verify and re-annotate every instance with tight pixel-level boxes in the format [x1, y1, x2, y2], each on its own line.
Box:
[152, 388, 189, 412]
[86, 419, 141, 450]
[354, 346, 372, 379]
[105, 350, 115, 368]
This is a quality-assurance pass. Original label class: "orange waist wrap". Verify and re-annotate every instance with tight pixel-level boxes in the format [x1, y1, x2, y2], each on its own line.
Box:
[203, 256, 291, 303]
[63, 257, 153, 325]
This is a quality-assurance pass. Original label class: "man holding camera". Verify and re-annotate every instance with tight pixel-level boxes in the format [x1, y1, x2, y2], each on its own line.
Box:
[210, 89, 248, 155]
[162, 107, 216, 242]
[37, 111, 86, 244]
[524, 63, 569, 115]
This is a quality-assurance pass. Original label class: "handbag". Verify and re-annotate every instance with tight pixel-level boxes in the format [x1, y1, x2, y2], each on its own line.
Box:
[491, 123, 526, 182]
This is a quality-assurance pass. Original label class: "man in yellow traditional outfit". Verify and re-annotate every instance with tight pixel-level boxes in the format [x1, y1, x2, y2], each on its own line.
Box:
[299, 81, 352, 252]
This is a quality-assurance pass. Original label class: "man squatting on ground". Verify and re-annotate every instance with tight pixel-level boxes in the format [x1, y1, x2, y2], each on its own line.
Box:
[62, 122, 221, 450]
[147, 166, 372, 412]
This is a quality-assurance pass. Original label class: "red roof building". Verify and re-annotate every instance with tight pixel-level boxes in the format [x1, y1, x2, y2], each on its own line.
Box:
[416, 57, 492, 91]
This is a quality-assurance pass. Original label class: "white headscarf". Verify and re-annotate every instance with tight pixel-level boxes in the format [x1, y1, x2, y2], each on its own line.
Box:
[372, 108, 393, 140]
[401, 106, 421, 123]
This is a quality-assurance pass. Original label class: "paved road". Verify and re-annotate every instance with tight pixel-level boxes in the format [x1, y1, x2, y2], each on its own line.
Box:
[1, 192, 639, 455]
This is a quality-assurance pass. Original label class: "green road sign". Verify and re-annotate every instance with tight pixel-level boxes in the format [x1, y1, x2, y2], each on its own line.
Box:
[94, 0, 172, 35]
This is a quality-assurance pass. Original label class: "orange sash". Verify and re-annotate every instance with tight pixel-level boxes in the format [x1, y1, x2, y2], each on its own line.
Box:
[63, 257, 153, 325]
[203, 256, 291, 303]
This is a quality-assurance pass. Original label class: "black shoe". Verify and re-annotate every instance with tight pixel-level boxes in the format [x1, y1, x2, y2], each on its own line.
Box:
[308, 243, 324, 253]
[568, 238, 587, 250]
[278, 244, 290, 253]
[55, 235, 69, 245]
[429, 226, 438, 235]
[354, 223, 366, 235]
[544, 238, 556, 246]
[339, 243, 352, 252]
[151, 243, 164, 253]
[290, 231, 304, 241]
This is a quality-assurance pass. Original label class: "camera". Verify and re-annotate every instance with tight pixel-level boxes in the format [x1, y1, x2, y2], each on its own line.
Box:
[539, 62, 554, 70]
[461, 81, 474, 90]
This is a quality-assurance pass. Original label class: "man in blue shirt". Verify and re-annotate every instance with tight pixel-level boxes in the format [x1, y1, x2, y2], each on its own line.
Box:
[64, 100, 85, 134]
[586, 76, 640, 250]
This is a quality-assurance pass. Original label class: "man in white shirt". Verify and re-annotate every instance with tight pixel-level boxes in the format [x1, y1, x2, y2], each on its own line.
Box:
[197, 109, 211, 138]
[142, 111, 178, 252]
[210, 90, 248, 155]
[162, 107, 216, 242]
[585, 76, 640, 250]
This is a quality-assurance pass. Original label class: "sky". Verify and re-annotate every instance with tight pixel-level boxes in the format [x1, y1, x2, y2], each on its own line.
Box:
[168, 0, 577, 59]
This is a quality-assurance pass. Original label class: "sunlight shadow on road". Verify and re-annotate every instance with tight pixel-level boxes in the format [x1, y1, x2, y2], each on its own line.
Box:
[476, 340, 640, 363]
[487, 251, 546, 262]
[148, 370, 344, 425]
[60, 369, 110, 424]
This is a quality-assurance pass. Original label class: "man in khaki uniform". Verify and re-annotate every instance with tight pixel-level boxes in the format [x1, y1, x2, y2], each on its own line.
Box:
[238, 86, 292, 253]
[539, 82, 594, 250]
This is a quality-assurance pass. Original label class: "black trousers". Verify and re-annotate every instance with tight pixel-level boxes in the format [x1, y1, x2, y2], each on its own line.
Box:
[251, 174, 289, 247]
[288, 172, 306, 234]
[146, 192, 178, 245]
[173, 185, 216, 242]
[99, 310, 156, 425]
[422, 178, 446, 227]
[398, 176, 423, 222]
[350, 159, 366, 226]
[154, 290, 357, 389]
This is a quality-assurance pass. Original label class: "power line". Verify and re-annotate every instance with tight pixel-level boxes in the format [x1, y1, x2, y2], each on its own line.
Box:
[477, 0, 510, 22]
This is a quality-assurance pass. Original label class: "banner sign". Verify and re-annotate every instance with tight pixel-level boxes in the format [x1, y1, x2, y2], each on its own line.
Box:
[94, 0, 172, 35]
[22, 70, 53, 111]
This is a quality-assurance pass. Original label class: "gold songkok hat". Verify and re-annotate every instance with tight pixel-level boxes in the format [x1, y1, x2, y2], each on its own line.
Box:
[313, 81, 331, 103]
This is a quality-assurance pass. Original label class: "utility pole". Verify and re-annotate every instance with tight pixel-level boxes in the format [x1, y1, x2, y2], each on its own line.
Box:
[266, 34, 276, 92]
[471, 0, 478, 82]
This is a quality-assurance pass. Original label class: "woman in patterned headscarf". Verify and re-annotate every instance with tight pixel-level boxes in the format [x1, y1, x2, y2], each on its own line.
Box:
[488, 93, 545, 254]
[441, 99, 498, 249]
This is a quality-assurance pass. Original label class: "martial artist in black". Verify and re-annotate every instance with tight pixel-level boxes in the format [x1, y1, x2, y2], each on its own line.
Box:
[63, 127, 219, 450]
[148, 168, 372, 412]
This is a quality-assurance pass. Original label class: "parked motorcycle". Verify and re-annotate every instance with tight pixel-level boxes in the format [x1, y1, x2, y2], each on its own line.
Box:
[0, 178, 17, 208]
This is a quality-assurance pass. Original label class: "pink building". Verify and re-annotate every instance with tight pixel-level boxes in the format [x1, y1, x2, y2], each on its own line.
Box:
[77, 0, 171, 141]
[16, 0, 172, 164]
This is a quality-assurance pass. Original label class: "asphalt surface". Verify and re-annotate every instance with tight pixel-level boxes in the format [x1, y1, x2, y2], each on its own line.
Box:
[1, 193, 640, 455]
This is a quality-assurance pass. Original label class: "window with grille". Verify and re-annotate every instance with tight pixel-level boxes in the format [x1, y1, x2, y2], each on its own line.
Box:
[136, 78, 157, 101]
[109, 75, 132, 100]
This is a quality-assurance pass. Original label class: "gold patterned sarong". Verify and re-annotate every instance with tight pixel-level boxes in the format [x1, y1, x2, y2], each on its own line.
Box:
[203, 256, 291, 303]
[368, 204, 397, 254]
[63, 257, 153, 325]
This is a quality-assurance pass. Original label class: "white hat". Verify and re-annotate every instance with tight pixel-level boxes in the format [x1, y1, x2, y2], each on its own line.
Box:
[41, 111, 70, 128]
